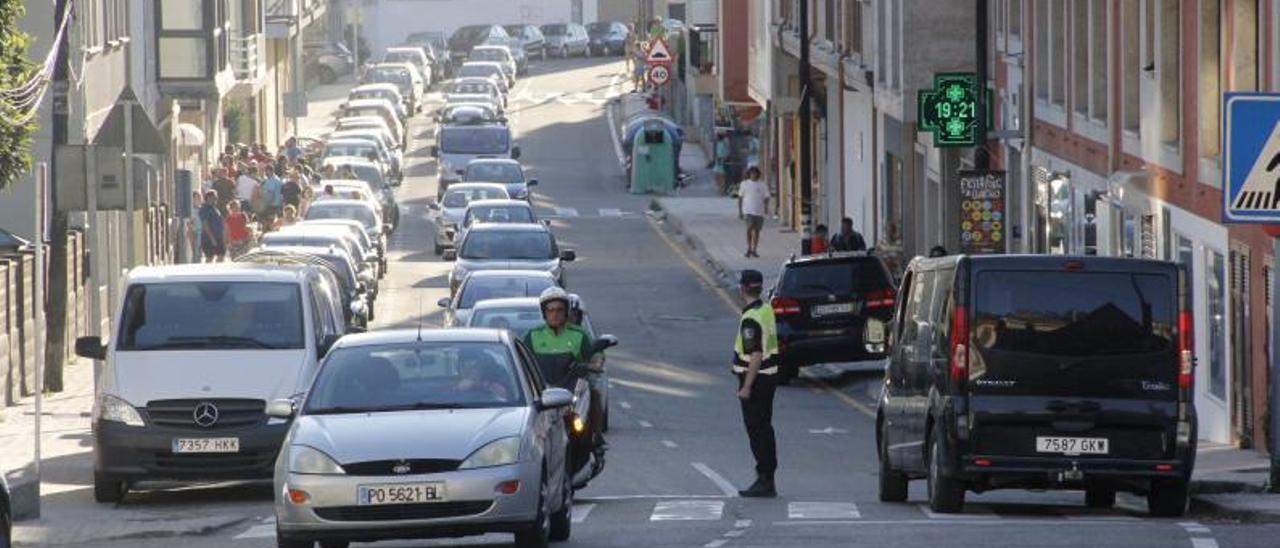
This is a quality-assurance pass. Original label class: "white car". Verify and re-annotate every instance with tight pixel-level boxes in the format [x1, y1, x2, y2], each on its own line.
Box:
[345, 83, 408, 121]
[469, 45, 518, 83]
[445, 77, 507, 108]
[336, 115, 405, 150]
[329, 128, 403, 181]
[457, 62, 511, 93]
[322, 138, 394, 179]
[339, 100, 405, 147]
[454, 198, 543, 247]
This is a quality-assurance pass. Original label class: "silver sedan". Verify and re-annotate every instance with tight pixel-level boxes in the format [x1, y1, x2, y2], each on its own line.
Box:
[272, 328, 575, 548]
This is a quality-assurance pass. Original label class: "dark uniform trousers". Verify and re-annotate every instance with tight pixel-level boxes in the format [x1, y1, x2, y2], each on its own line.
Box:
[736, 371, 778, 479]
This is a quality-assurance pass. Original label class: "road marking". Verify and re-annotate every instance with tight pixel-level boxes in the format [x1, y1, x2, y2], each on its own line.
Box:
[691, 462, 739, 498]
[734, 519, 752, 528]
[638, 420, 653, 428]
[771, 518, 1161, 526]
[704, 540, 730, 548]
[571, 503, 596, 524]
[1190, 539, 1219, 548]
[652, 500, 725, 521]
[1179, 522, 1212, 535]
[662, 439, 679, 448]
[788, 502, 861, 520]
[605, 93, 627, 166]
[554, 207, 579, 217]
[808, 427, 850, 435]
[917, 504, 999, 519]
[233, 517, 276, 540]
[578, 494, 728, 501]
[619, 401, 632, 409]
[723, 529, 745, 537]
[599, 208, 623, 217]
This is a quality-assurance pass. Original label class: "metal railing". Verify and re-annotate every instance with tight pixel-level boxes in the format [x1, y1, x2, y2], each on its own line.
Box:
[230, 33, 259, 81]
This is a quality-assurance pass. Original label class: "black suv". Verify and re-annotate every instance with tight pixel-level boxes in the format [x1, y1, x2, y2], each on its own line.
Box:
[871, 255, 1196, 517]
[448, 25, 509, 66]
[768, 252, 896, 381]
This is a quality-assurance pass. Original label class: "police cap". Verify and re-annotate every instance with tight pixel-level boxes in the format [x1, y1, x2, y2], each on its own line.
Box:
[739, 269, 764, 287]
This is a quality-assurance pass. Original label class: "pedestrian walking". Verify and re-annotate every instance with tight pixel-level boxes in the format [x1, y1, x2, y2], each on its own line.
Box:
[282, 170, 304, 211]
[733, 269, 779, 498]
[737, 166, 769, 258]
[187, 190, 204, 263]
[211, 168, 238, 212]
[260, 164, 285, 228]
[197, 190, 226, 262]
[713, 132, 730, 195]
[224, 200, 252, 259]
[810, 224, 829, 254]
[236, 164, 261, 214]
[830, 217, 867, 252]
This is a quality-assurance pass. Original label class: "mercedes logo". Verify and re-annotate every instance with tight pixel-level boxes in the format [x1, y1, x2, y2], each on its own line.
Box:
[193, 402, 220, 428]
[392, 461, 412, 475]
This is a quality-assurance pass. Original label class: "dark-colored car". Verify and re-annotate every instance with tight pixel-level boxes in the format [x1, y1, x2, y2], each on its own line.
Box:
[503, 24, 546, 61]
[1, 473, 10, 548]
[767, 252, 896, 381]
[304, 42, 355, 84]
[872, 255, 1196, 517]
[448, 24, 509, 66]
[587, 21, 629, 56]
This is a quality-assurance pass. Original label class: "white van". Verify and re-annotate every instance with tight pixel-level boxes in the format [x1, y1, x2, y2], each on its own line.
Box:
[74, 264, 353, 503]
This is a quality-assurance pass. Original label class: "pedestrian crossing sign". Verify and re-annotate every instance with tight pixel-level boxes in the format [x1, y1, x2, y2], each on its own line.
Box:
[1224, 93, 1280, 222]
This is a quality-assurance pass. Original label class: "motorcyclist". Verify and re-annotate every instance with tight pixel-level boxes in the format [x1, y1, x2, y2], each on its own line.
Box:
[523, 287, 606, 451]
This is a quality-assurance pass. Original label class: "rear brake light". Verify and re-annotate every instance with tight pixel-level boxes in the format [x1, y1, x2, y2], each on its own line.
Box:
[771, 297, 801, 316]
[1177, 310, 1193, 389]
[973, 458, 991, 467]
[949, 305, 969, 382]
[865, 288, 896, 309]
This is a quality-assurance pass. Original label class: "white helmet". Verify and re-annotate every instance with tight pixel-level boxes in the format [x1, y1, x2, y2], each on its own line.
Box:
[539, 286, 570, 310]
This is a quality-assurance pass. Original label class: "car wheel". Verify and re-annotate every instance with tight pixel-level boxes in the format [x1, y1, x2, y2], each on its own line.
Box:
[514, 468, 551, 548]
[317, 66, 337, 85]
[434, 242, 444, 256]
[1085, 487, 1116, 509]
[549, 468, 572, 541]
[926, 424, 965, 513]
[1147, 478, 1189, 517]
[878, 424, 909, 502]
[602, 410, 610, 433]
[276, 527, 313, 548]
[1, 503, 11, 548]
[93, 472, 126, 504]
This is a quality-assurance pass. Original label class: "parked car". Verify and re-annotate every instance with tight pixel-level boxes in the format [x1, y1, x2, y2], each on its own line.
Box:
[303, 199, 390, 253]
[261, 226, 381, 288]
[336, 115, 405, 151]
[448, 24, 509, 65]
[382, 46, 434, 89]
[503, 23, 546, 63]
[304, 42, 354, 84]
[345, 83, 408, 122]
[469, 45, 518, 83]
[438, 270, 557, 327]
[462, 158, 538, 201]
[444, 223, 575, 295]
[457, 62, 511, 92]
[405, 30, 448, 58]
[871, 255, 1196, 517]
[328, 128, 403, 183]
[432, 122, 520, 192]
[295, 218, 385, 268]
[430, 182, 511, 255]
[338, 101, 404, 148]
[767, 251, 897, 381]
[73, 264, 352, 503]
[270, 328, 576, 547]
[443, 78, 507, 108]
[319, 157, 401, 230]
[322, 138, 394, 179]
[396, 40, 446, 82]
[587, 21, 629, 56]
[360, 64, 422, 114]
[540, 23, 590, 58]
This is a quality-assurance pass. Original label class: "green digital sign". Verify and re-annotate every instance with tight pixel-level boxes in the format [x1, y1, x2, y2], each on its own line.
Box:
[918, 72, 993, 148]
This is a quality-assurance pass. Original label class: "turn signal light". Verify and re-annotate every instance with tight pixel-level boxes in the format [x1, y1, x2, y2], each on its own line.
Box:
[288, 488, 310, 505]
[1155, 464, 1174, 472]
[865, 288, 897, 309]
[572, 415, 587, 434]
[496, 480, 521, 495]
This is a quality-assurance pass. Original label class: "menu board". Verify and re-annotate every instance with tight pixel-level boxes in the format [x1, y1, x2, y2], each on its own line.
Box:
[958, 170, 1007, 255]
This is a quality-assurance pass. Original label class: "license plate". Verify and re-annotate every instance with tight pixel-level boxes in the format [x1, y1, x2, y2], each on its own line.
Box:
[1035, 436, 1109, 455]
[171, 438, 240, 454]
[358, 482, 446, 506]
[811, 302, 855, 317]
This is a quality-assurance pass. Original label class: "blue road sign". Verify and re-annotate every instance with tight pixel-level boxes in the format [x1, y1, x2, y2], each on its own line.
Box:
[1224, 93, 1280, 222]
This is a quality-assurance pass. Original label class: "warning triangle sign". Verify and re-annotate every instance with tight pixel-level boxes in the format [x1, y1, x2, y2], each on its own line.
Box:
[646, 39, 673, 65]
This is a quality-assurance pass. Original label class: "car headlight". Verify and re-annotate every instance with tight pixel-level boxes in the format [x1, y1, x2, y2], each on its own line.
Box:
[289, 445, 346, 475]
[459, 436, 522, 469]
[98, 394, 145, 427]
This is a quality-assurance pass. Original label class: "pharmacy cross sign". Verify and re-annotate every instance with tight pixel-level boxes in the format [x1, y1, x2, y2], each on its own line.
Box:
[918, 72, 992, 148]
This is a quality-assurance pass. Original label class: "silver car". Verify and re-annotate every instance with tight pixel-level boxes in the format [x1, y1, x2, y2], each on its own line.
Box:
[271, 329, 575, 547]
[454, 199, 543, 247]
[430, 182, 510, 255]
[437, 270, 557, 327]
[444, 223, 575, 296]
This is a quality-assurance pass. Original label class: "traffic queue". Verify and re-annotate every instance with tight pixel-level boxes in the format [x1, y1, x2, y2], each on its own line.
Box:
[72, 33, 613, 548]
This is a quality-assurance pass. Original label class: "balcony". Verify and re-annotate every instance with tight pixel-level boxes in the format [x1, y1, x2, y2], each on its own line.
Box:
[231, 34, 259, 81]
[265, 0, 327, 39]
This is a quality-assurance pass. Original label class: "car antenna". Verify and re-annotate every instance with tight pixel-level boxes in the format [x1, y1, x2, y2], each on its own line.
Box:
[416, 294, 424, 341]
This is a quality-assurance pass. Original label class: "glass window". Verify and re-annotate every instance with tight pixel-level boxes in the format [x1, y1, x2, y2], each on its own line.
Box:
[465, 205, 535, 226]
[162, 0, 204, 30]
[776, 260, 893, 297]
[1206, 249, 1227, 399]
[117, 282, 305, 350]
[440, 128, 511, 155]
[470, 305, 547, 337]
[464, 163, 523, 183]
[159, 37, 207, 78]
[305, 204, 377, 228]
[460, 231, 554, 260]
[459, 277, 555, 309]
[442, 187, 509, 208]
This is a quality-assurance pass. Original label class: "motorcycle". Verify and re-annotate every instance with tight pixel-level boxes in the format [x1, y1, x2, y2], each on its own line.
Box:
[550, 336, 618, 490]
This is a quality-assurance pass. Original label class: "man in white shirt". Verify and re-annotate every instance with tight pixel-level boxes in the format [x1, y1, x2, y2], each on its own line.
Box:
[737, 166, 769, 258]
[235, 164, 261, 213]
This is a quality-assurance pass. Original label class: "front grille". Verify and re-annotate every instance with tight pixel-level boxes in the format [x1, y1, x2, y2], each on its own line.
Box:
[147, 450, 277, 474]
[972, 425, 1167, 459]
[315, 501, 493, 522]
[146, 399, 266, 429]
[342, 459, 461, 476]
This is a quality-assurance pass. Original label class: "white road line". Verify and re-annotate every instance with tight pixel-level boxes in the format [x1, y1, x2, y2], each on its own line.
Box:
[734, 519, 752, 528]
[554, 207, 579, 217]
[788, 502, 861, 520]
[233, 517, 276, 540]
[651, 500, 725, 521]
[691, 462, 739, 498]
[599, 208, 623, 217]
[773, 518, 1161, 527]
[578, 494, 728, 501]
[1190, 539, 1219, 548]
[662, 440, 679, 448]
[917, 504, 999, 520]
[723, 529, 745, 537]
[638, 420, 653, 428]
[571, 503, 596, 524]
[1179, 522, 1212, 534]
[619, 401, 632, 409]
[704, 540, 729, 548]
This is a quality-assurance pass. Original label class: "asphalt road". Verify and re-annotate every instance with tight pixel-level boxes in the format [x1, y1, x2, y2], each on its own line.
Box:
[71, 57, 1280, 548]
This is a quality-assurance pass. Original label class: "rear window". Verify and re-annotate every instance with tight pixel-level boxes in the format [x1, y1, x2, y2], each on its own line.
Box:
[117, 282, 304, 350]
[440, 127, 510, 154]
[459, 65, 501, 79]
[777, 259, 892, 297]
[459, 277, 555, 308]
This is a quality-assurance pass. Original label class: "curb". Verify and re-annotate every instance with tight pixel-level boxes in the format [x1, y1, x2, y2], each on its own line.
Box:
[15, 514, 251, 547]
[648, 198, 738, 292]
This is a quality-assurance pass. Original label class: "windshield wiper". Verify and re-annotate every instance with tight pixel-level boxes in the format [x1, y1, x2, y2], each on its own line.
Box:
[143, 335, 281, 350]
[384, 402, 475, 411]
[306, 405, 376, 415]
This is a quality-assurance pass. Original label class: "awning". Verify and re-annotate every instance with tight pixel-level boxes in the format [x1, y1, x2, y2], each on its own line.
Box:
[177, 123, 206, 147]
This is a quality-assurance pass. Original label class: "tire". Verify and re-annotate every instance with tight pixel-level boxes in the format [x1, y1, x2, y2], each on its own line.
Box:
[434, 242, 444, 256]
[878, 425, 909, 502]
[319, 542, 349, 548]
[276, 528, 313, 548]
[1147, 478, 1189, 517]
[926, 424, 965, 513]
[317, 66, 337, 85]
[514, 468, 551, 548]
[602, 410, 610, 433]
[93, 473, 126, 504]
[549, 469, 573, 541]
[1, 505, 11, 548]
[1085, 487, 1116, 509]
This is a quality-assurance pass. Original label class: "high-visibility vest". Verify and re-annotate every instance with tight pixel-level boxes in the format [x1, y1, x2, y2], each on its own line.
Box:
[733, 302, 779, 375]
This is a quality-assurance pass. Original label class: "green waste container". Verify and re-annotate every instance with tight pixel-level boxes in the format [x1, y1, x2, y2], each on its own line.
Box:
[629, 119, 676, 194]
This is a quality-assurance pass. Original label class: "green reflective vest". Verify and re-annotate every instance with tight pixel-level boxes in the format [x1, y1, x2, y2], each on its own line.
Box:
[733, 302, 779, 375]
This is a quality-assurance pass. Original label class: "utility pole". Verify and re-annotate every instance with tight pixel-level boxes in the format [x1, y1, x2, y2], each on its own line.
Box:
[45, 0, 71, 395]
[974, 0, 990, 170]
[798, 0, 812, 252]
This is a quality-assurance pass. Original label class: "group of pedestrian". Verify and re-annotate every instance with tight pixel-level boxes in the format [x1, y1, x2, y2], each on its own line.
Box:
[190, 139, 316, 263]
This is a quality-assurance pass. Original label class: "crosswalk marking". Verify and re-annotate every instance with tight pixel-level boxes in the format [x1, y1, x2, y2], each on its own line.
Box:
[788, 502, 861, 520]
[651, 500, 725, 521]
[554, 207, 579, 217]
[662, 440, 679, 448]
[571, 503, 596, 524]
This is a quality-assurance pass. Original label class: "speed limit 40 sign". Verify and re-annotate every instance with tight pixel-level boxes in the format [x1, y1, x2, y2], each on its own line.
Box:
[648, 65, 671, 86]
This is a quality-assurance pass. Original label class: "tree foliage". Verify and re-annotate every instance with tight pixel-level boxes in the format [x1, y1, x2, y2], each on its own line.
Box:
[0, 0, 37, 191]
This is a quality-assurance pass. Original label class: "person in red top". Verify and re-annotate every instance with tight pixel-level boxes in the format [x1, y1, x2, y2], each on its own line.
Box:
[808, 224, 829, 254]
[223, 200, 253, 258]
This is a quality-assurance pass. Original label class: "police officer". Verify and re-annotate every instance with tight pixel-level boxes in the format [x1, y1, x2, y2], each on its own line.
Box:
[734, 269, 779, 498]
[524, 287, 607, 450]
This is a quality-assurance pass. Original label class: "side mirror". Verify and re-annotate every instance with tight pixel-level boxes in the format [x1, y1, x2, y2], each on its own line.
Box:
[266, 399, 296, 419]
[75, 336, 106, 361]
[526, 178, 539, 187]
[591, 335, 619, 353]
[539, 387, 574, 410]
[863, 318, 888, 355]
[541, 219, 551, 226]
[559, 249, 576, 262]
[437, 297, 452, 308]
[319, 333, 341, 357]
[443, 249, 457, 261]
[511, 146, 522, 160]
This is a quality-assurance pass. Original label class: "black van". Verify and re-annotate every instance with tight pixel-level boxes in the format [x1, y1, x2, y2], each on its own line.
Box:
[870, 255, 1196, 517]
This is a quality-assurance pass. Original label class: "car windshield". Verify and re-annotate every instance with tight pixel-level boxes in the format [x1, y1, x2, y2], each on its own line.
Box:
[542, 24, 567, 35]
[587, 23, 613, 36]
[443, 187, 508, 208]
[325, 143, 376, 158]
[117, 282, 304, 350]
[470, 306, 546, 337]
[365, 68, 409, 83]
[459, 277, 555, 308]
[263, 234, 364, 262]
[444, 108, 495, 123]
[305, 342, 525, 413]
[351, 90, 395, 103]
[502, 25, 525, 36]
[459, 65, 501, 79]
[452, 26, 492, 44]
[777, 260, 892, 296]
[440, 127, 510, 154]
[471, 49, 506, 61]
[305, 204, 377, 228]
[347, 164, 387, 189]
[384, 52, 419, 65]
[465, 205, 534, 226]
[447, 82, 495, 95]
[346, 107, 391, 122]
[461, 231, 553, 260]
[464, 163, 522, 183]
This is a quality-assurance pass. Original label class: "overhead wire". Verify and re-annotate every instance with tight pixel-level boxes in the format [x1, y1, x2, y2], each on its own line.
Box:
[2, 0, 76, 124]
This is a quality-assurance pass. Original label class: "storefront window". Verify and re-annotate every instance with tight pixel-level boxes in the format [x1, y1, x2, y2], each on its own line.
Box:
[1206, 249, 1227, 399]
